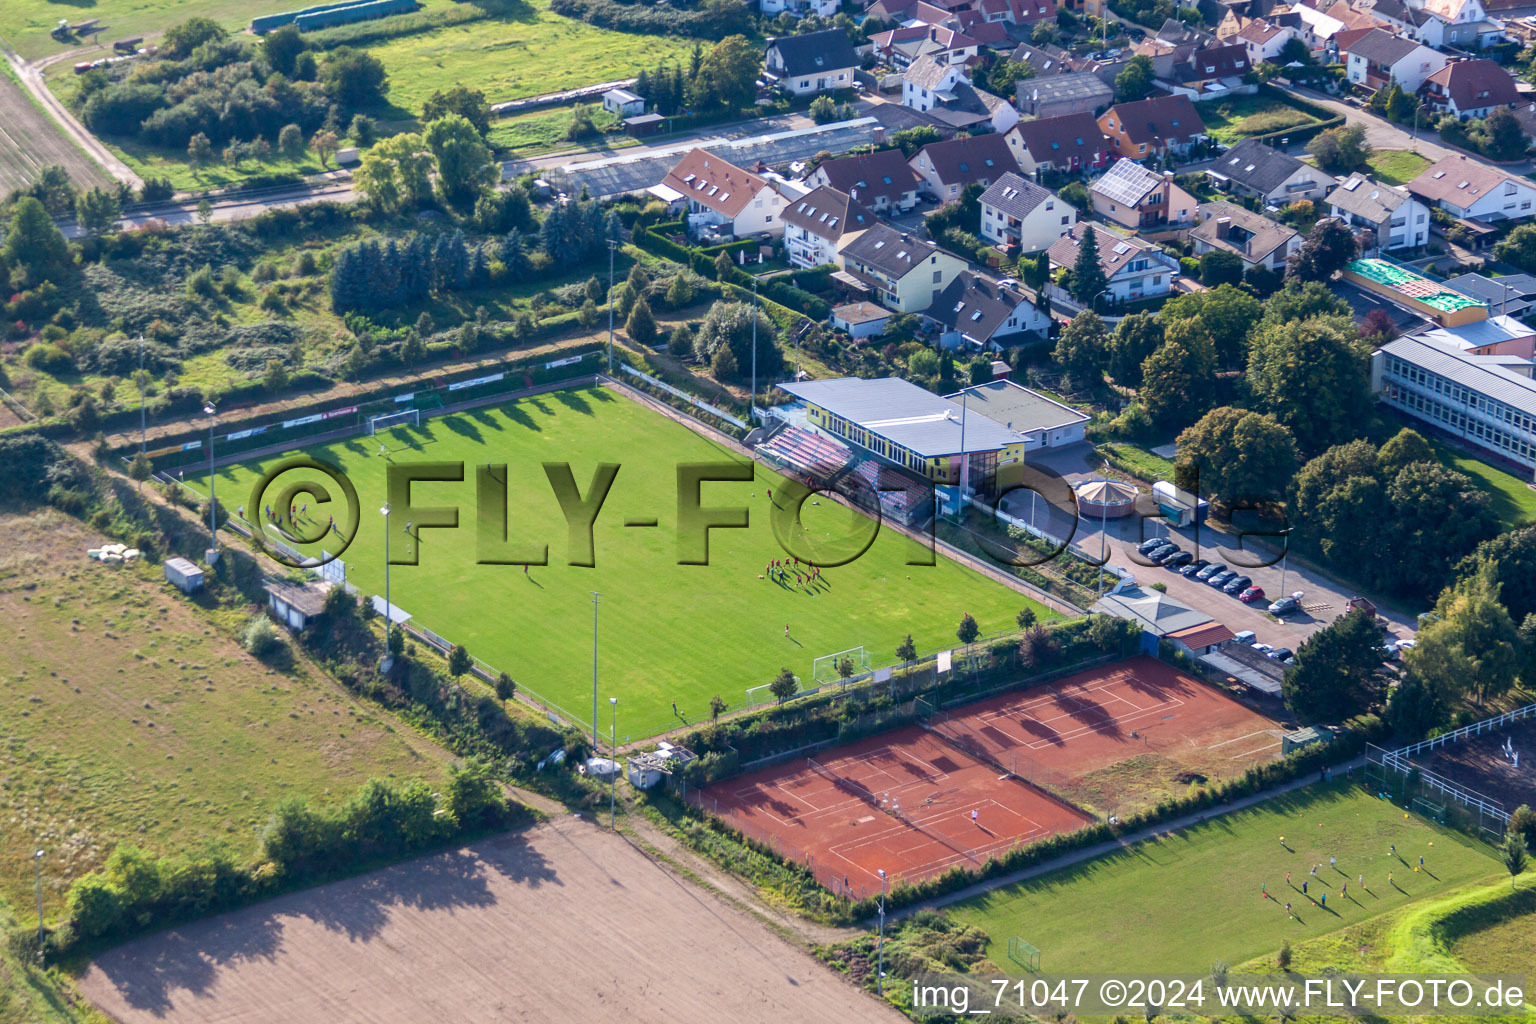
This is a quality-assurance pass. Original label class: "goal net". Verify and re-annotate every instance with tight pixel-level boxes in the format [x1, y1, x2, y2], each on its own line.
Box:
[813, 646, 871, 687]
[369, 408, 421, 435]
[746, 675, 802, 707]
[1008, 937, 1041, 972]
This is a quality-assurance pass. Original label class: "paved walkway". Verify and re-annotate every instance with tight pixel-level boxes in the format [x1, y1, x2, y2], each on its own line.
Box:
[892, 755, 1368, 920]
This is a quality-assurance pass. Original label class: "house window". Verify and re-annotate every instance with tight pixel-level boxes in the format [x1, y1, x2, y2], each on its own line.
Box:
[933, 270, 943, 283]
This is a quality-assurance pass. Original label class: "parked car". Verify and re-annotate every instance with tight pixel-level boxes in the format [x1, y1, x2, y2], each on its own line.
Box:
[1138, 537, 1169, 554]
[1268, 647, 1294, 662]
[1195, 563, 1226, 580]
[1207, 570, 1236, 588]
[1394, 638, 1417, 653]
[1180, 558, 1210, 577]
[1164, 551, 1194, 568]
[1223, 575, 1252, 594]
[1146, 542, 1179, 561]
[1239, 586, 1266, 604]
[1268, 594, 1302, 616]
[1251, 642, 1274, 654]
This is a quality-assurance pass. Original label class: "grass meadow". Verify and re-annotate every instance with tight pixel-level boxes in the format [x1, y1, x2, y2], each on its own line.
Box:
[1199, 95, 1321, 147]
[946, 782, 1502, 973]
[0, 508, 446, 921]
[183, 388, 1052, 739]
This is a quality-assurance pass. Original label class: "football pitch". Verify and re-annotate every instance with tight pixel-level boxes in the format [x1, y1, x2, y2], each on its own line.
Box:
[185, 387, 1051, 739]
[946, 782, 1502, 973]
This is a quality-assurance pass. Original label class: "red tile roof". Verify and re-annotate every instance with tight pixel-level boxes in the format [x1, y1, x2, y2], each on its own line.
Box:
[662, 149, 768, 219]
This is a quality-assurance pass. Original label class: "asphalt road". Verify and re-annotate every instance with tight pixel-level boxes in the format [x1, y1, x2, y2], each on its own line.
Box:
[59, 178, 358, 238]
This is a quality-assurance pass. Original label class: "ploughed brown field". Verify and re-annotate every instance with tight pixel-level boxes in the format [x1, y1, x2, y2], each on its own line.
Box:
[79, 816, 900, 1024]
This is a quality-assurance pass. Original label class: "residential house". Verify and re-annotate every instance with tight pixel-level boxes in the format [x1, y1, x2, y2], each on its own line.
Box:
[1412, 0, 1505, 48]
[871, 23, 982, 68]
[601, 88, 645, 117]
[979, 172, 1077, 252]
[902, 54, 969, 112]
[1015, 71, 1114, 118]
[1046, 224, 1181, 302]
[1351, 0, 1431, 39]
[1292, 0, 1385, 53]
[760, 0, 839, 15]
[1444, 272, 1536, 317]
[1155, 43, 1255, 100]
[908, 133, 1020, 203]
[979, 0, 1059, 23]
[1236, 15, 1301, 61]
[765, 31, 861, 96]
[830, 301, 893, 339]
[1089, 158, 1199, 230]
[1207, 137, 1329, 204]
[902, 56, 1020, 133]
[1406, 154, 1536, 221]
[1190, 200, 1302, 272]
[925, 271, 1050, 349]
[1418, 58, 1520, 119]
[1003, 112, 1111, 174]
[662, 149, 786, 239]
[1008, 41, 1073, 76]
[1098, 94, 1209, 159]
[808, 149, 924, 213]
[1326, 172, 1431, 250]
[1341, 29, 1447, 91]
[782, 186, 876, 269]
[837, 222, 969, 312]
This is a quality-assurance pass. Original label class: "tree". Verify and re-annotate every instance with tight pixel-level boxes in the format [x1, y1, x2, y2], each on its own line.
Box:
[1281, 608, 1387, 722]
[710, 340, 739, 380]
[1511, 805, 1536, 853]
[1069, 227, 1108, 304]
[1385, 463, 1498, 599]
[626, 296, 659, 347]
[187, 132, 214, 173]
[1191, 284, 1261, 368]
[769, 667, 798, 703]
[311, 129, 340, 170]
[1502, 831, 1528, 883]
[262, 24, 306, 77]
[837, 656, 855, 684]
[1199, 250, 1243, 288]
[1108, 311, 1163, 387]
[1115, 54, 1155, 101]
[1247, 314, 1370, 452]
[195, 198, 213, 226]
[350, 113, 377, 146]
[263, 358, 289, 392]
[1383, 80, 1414, 123]
[665, 273, 694, 309]
[669, 322, 695, 359]
[694, 300, 782, 381]
[709, 695, 728, 720]
[1052, 310, 1108, 387]
[1482, 106, 1529, 161]
[401, 330, 426, 366]
[388, 624, 405, 659]
[1458, 528, 1536, 626]
[448, 644, 471, 679]
[695, 35, 761, 112]
[1018, 624, 1058, 668]
[1016, 607, 1036, 629]
[355, 133, 432, 211]
[896, 633, 917, 666]
[1404, 569, 1518, 707]
[714, 250, 734, 280]
[1306, 123, 1370, 173]
[163, 16, 227, 58]
[422, 85, 492, 137]
[986, 59, 1035, 96]
[278, 123, 305, 162]
[424, 114, 497, 204]
[320, 47, 389, 107]
[809, 95, 838, 123]
[1258, 279, 1350, 330]
[128, 451, 151, 490]
[2, 197, 70, 287]
[1286, 217, 1358, 283]
[1176, 406, 1300, 508]
[1140, 320, 1216, 430]
[1495, 224, 1536, 274]
[1277, 940, 1292, 972]
[957, 612, 980, 646]
[74, 186, 122, 236]
[1376, 427, 1435, 478]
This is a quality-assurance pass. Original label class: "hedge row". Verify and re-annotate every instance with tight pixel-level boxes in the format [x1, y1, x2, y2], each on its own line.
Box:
[635, 222, 831, 320]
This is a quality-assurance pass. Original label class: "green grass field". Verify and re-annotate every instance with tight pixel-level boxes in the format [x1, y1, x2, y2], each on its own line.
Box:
[1200, 95, 1320, 147]
[184, 388, 1051, 738]
[947, 783, 1502, 973]
[0, 508, 446, 921]
[1366, 149, 1432, 188]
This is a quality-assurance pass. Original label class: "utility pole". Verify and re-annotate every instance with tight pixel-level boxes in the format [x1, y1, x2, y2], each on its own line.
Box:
[590, 591, 602, 748]
[876, 868, 888, 995]
[607, 240, 617, 374]
[609, 696, 618, 829]
[750, 276, 759, 423]
[203, 403, 218, 556]
[1098, 461, 1111, 598]
[381, 502, 392, 634]
[137, 335, 146, 457]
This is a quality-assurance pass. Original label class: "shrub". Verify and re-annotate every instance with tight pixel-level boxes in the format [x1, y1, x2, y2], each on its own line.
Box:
[23, 342, 74, 374]
[242, 615, 285, 659]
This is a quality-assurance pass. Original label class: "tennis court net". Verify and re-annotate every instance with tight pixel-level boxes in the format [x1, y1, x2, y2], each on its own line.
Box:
[922, 712, 1012, 779]
[806, 756, 881, 807]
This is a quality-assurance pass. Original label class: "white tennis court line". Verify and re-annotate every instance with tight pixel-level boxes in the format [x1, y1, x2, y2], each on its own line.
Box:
[828, 798, 1046, 881]
[735, 746, 956, 825]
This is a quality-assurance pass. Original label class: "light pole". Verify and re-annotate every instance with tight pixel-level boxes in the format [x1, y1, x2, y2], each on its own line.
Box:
[1411, 105, 1421, 151]
[137, 335, 146, 458]
[203, 403, 218, 554]
[590, 591, 602, 748]
[876, 868, 888, 996]
[607, 239, 617, 374]
[34, 849, 44, 948]
[609, 696, 618, 829]
[380, 503, 392, 634]
[750, 276, 759, 424]
[1098, 460, 1111, 598]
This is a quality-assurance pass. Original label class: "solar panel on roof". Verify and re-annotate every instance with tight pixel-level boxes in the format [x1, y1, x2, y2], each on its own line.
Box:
[1113, 241, 1131, 254]
[1342, 178, 1361, 190]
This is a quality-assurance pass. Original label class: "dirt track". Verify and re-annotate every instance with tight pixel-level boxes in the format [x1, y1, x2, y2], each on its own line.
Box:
[79, 816, 902, 1024]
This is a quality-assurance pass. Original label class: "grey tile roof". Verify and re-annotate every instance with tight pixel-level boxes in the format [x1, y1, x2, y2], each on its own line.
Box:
[767, 30, 861, 79]
[978, 172, 1054, 220]
[782, 186, 876, 241]
[838, 222, 945, 280]
[925, 271, 1037, 342]
[1016, 71, 1113, 108]
[813, 149, 925, 207]
[1326, 173, 1411, 222]
[1380, 333, 1536, 415]
[775, 377, 1029, 456]
[1191, 200, 1299, 261]
[1444, 273, 1536, 314]
[904, 53, 962, 91]
[1212, 138, 1313, 194]
[1341, 28, 1422, 65]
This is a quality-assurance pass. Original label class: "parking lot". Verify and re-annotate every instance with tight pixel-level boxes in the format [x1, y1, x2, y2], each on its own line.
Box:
[1006, 444, 1420, 651]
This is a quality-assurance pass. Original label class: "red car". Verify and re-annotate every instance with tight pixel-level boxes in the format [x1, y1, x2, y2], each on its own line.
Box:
[1239, 586, 1266, 604]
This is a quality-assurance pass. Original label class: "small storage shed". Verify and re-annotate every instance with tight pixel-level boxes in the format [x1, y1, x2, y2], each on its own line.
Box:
[267, 579, 329, 631]
[164, 557, 205, 594]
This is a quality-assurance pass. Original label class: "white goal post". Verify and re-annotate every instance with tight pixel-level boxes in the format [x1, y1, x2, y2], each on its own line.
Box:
[369, 408, 421, 435]
[813, 646, 871, 687]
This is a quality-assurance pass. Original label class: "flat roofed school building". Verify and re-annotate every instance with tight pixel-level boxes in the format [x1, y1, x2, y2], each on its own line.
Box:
[1342, 258, 1489, 327]
[776, 376, 1031, 493]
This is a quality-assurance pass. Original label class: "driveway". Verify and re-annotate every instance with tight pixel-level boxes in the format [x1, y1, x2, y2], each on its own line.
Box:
[1012, 444, 1419, 650]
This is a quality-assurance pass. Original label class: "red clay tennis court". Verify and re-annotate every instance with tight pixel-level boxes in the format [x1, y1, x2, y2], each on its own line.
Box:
[697, 657, 1279, 895]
